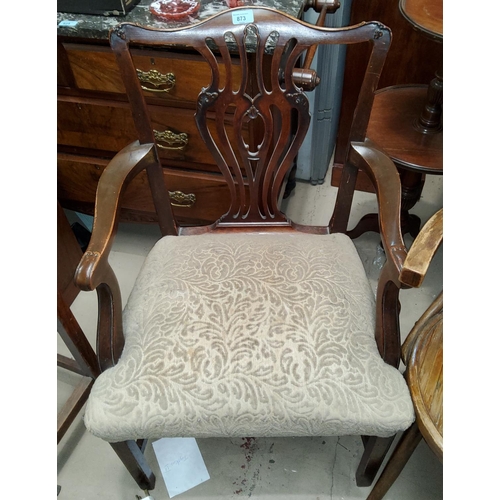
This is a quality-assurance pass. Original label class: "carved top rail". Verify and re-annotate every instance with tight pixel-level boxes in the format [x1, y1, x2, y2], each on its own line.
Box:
[110, 7, 391, 228]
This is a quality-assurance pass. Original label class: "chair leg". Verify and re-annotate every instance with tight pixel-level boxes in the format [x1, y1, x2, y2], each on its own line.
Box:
[355, 435, 395, 487]
[110, 440, 156, 491]
[366, 423, 422, 499]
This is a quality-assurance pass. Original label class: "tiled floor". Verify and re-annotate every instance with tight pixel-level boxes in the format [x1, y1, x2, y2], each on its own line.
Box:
[57, 167, 443, 500]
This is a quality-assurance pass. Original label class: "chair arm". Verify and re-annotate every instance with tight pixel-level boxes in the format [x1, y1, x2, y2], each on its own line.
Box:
[348, 140, 407, 279]
[74, 141, 158, 291]
[399, 208, 443, 288]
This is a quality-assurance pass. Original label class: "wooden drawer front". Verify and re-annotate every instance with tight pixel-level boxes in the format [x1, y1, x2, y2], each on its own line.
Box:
[57, 155, 230, 224]
[58, 99, 247, 166]
[58, 100, 135, 155]
[63, 44, 242, 104]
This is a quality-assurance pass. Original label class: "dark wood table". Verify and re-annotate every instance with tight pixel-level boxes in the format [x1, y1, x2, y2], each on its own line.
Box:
[400, 0, 442, 40]
[348, 0, 443, 239]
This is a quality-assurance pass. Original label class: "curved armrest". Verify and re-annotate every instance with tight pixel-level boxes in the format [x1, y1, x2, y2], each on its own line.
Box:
[74, 141, 158, 291]
[348, 140, 407, 278]
[399, 208, 443, 288]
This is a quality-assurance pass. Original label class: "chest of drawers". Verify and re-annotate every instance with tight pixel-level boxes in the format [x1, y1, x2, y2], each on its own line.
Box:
[57, 40, 255, 225]
[57, 1, 306, 225]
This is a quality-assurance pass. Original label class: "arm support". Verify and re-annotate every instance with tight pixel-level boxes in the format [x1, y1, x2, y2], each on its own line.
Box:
[348, 140, 408, 280]
[74, 141, 158, 291]
[73, 141, 161, 369]
[348, 140, 408, 366]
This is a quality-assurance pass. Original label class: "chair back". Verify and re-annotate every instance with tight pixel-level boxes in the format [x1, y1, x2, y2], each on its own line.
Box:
[110, 7, 391, 231]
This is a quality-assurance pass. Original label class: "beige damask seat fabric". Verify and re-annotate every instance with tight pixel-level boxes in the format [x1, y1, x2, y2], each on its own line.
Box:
[84, 232, 414, 443]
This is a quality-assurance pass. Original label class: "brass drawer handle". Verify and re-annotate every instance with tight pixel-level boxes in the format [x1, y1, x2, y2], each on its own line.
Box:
[168, 190, 196, 208]
[136, 69, 176, 93]
[153, 129, 189, 151]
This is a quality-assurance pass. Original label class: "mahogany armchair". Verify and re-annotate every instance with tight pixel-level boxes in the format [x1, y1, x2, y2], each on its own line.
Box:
[73, 7, 426, 493]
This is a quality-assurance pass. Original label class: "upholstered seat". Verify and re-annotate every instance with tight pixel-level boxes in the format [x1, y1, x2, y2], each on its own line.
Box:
[84, 232, 414, 442]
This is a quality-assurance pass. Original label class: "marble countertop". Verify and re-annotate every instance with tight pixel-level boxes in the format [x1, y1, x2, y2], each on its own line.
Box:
[57, 0, 305, 41]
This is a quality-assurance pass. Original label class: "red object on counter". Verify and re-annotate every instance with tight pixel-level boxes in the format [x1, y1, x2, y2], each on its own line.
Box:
[149, 0, 201, 20]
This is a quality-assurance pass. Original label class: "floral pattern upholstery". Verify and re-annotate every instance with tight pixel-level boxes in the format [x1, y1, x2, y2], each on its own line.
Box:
[84, 232, 414, 442]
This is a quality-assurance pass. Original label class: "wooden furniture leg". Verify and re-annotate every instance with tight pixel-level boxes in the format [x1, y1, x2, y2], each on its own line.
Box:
[57, 294, 100, 442]
[366, 423, 423, 499]
[346, 213, 380, 239]
[356, 435, 396, 486]
[110, 440, 156, 491]
[399, 170, 425, 238]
